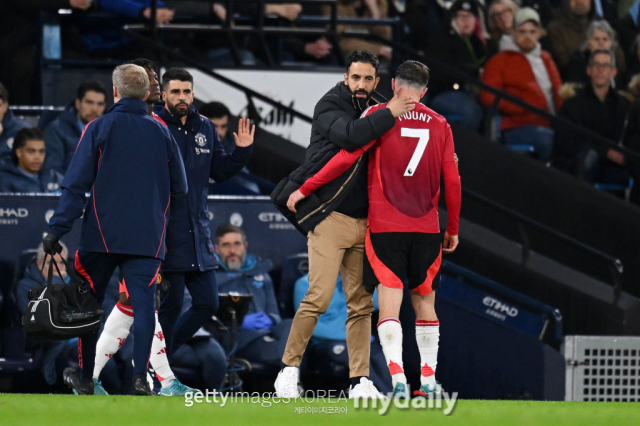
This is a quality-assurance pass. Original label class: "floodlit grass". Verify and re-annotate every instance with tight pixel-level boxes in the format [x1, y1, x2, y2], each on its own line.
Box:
[0, 394, 638, 426]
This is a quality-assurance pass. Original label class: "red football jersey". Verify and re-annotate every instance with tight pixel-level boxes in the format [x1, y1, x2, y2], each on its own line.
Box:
[300, 102, 461, 235]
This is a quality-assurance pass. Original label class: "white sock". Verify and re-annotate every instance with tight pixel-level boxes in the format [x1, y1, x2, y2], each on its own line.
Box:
[93, 302, 134, 379]
[416, 320, 439, 387]
[149, 312, 176, 388]
[377, 317, 406, 387]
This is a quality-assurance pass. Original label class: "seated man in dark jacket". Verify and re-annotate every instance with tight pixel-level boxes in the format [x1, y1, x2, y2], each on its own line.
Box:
[43, 81, 107, 175]
[0, 128, 63, 193]
[425, 0, 487, 130]
[214, 223, 291, 370]
[554, 49, 632, 184]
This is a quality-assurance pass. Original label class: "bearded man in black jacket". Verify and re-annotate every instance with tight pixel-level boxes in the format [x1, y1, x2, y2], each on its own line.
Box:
[272, 50, 414, 398]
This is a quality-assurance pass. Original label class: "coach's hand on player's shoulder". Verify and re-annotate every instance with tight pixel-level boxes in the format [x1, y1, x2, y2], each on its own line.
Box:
[443, 232, 459, 254]
[386, 95, 415, 118]
[233, 117, 256, 147]
[287, 189, 306, 213]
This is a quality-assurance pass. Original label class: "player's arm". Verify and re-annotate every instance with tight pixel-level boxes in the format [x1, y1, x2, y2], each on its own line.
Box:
[315, 100, 395, 152]
[210, 118, 254, 182]
[48, 122, 100, 237]
[442, 124, 461, 253]
[287, 140, 376, 212]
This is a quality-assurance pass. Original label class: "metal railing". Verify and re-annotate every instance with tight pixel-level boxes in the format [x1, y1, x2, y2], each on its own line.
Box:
[462, 189, 624, 305]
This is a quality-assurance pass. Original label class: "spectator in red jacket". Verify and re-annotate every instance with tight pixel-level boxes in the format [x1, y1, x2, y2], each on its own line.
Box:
[481, 7, 563, 162]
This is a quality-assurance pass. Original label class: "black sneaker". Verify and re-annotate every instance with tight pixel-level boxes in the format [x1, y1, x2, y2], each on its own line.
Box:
[133, 376, 156, 396]
[63, 367, 94, 395]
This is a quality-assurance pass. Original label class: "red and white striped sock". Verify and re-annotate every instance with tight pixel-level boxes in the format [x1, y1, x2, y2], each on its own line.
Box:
[416, 320, 439, 387]
[93, 302, 133, 379]
[377, 317, 406, 387]
[150, 312, 176, 388]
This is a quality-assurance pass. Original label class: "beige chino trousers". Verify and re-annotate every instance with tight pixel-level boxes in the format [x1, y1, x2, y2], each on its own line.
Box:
[282, 212, 374, 377]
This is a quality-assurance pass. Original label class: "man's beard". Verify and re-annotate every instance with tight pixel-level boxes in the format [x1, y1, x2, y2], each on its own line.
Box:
[168, 100, 191, 117]
[80, 113, 97, 125]
[224, 254, 245, 271]
[351, 88, 373, 112]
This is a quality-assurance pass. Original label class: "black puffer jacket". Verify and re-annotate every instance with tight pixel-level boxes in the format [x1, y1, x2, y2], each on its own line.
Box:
[271, 82, 395, 235]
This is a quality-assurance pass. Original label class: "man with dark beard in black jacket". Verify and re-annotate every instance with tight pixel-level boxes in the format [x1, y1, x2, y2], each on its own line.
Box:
[271, 50, 414, 398]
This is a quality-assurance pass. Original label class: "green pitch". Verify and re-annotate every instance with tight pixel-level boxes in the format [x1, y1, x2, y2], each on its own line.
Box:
[0, 394, 638, 426]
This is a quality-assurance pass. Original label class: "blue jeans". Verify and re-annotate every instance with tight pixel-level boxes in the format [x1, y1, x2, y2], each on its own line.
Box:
[503, 125, 554, 162]
[430, 91, 483, 131]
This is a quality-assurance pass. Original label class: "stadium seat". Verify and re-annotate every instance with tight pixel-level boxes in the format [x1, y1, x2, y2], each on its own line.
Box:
[0, 250, 41, 380]
[11, 250, 38, 291]
[37, 109, 63, 131]
[507, 144, 536, 154]
[595, 178, 634, 201]
[278, 253, 308, 319]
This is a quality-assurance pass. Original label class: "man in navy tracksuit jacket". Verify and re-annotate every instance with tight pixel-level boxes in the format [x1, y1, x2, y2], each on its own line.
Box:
[153, 68, 253, 360]
[43, 64, 188, 395]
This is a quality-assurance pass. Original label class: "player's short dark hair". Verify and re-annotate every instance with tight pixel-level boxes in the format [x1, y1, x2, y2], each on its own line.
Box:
[0, 82, 8, 103]
[200, 102, 230, 119]
[215, 223, 246, 243]
[395, 60, 430, 89]
[11, 128, 44, 165]
[129, 58, 159, 75]
[77, 80, 108, 101]
[346, 50, 380, 76]
[162, 68, 193, 90]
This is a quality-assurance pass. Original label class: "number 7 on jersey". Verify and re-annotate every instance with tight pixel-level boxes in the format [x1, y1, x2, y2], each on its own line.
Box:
[401, 128, 430, 176]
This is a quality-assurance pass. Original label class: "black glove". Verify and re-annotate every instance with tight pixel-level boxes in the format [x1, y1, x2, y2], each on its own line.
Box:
[42, 233, 63, 255]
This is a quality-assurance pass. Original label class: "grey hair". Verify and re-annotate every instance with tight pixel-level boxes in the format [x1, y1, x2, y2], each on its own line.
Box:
[580, 20, 617, 53]
[589, 48, 616, 68]
[36, 241, 69, 264]
[112, 64, 150, 100]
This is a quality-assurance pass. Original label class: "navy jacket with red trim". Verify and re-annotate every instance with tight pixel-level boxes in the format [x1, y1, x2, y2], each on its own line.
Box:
[48, 98, 188, 259]
[153, 102, 252, 271]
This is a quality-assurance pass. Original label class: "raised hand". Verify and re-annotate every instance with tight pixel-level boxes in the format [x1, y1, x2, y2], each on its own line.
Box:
[233, 117, 256, 147]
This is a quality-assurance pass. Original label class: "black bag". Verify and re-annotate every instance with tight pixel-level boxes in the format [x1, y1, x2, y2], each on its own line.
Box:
[22, 254, 104, 341]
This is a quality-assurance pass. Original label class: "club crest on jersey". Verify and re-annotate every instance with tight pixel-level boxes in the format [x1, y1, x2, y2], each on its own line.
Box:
[195, 133, 207, 147]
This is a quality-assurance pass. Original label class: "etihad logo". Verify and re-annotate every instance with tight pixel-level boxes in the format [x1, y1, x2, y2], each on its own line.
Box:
[258, 212, 288, 223]
[483, 296, 519, 318]
[0, 208, 28, 218]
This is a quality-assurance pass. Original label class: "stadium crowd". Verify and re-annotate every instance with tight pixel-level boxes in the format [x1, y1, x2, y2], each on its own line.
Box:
[3, 0, 640, 197]
[1, 0, 640, 395]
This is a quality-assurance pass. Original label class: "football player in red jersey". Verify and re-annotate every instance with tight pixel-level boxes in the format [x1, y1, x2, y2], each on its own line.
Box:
[287, 60, 461, 398]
